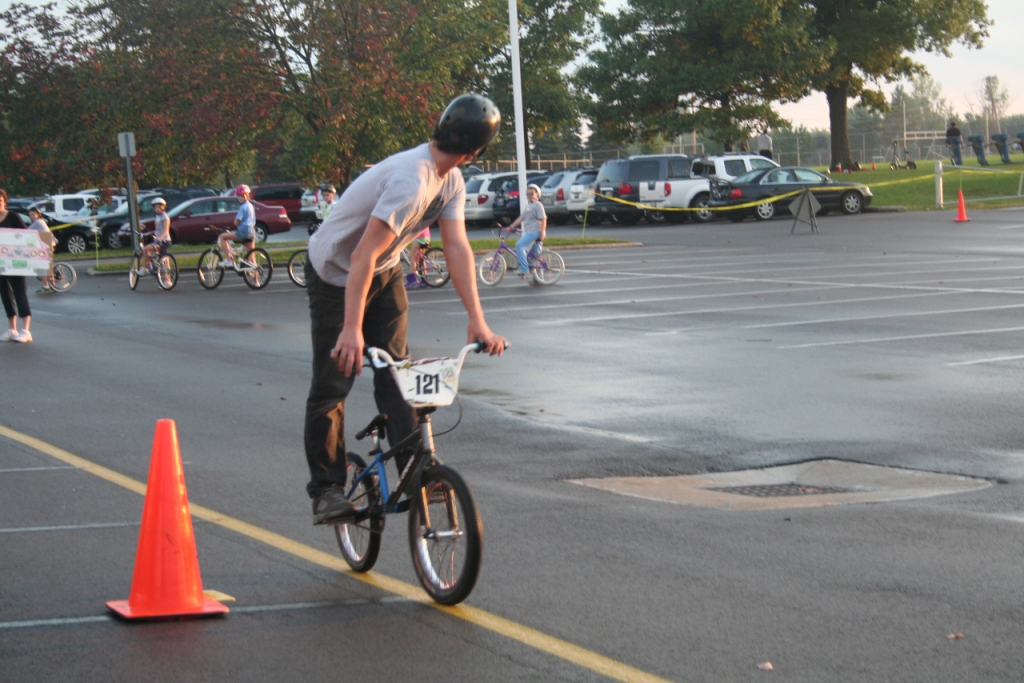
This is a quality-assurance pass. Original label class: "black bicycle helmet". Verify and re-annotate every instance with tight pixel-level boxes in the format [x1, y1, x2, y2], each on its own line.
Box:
[432, 94, 501, 156]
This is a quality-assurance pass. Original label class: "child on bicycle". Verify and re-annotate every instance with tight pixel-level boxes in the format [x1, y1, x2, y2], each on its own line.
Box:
[510, 183, 547, 280]
[218, 184, 256, 266]
[140, 197, 171, 274]
[27, 206, 56, 293]
[404, 224, 433, 289]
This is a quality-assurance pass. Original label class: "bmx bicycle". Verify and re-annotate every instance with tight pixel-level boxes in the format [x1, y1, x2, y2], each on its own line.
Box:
[287, 249, 308, 287]
[401, 242, 450, 288]
[129, 240, 179, 291]
[334, 341, 503, 604]
[196, 227, 273, 290]
[478, 225, 564, 286]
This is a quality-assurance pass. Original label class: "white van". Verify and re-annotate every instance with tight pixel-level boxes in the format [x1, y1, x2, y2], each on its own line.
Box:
[43, 194, 98, 221]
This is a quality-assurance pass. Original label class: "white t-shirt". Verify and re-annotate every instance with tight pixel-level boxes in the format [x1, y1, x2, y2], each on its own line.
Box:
[521, 200, 546, 234]
[153, 213, 171, 241]
[309, 143, 465, 287]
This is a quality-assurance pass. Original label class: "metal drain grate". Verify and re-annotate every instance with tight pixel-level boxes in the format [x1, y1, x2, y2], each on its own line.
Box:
[705, 483, 855, 498]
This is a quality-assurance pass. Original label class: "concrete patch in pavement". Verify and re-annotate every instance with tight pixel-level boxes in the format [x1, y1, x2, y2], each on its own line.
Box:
[569, 459, 991, 511]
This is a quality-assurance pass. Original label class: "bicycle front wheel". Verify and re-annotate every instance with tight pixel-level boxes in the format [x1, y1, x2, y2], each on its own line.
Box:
[478, 254, 505, 286]
[155, 254, 178, 291]
[242, 247, 273, 289]
[408, 464, 482, 605]
[197, 249, 224, 289]
[421, 247, 450, 287]
[335, 453, 383, 572]
[532, 249, 565, 285]
[128, 254, 141, 290]
[52, 262, 77, 292]
[287, 249, 308, 287]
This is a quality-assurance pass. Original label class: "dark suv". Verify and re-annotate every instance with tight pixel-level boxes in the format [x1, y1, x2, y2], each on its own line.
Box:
[593, 155, 692, 224]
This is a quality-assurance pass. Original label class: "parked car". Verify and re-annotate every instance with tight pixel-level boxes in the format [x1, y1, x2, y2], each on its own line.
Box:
[565, 169, 599, 224]
[41, 194, 97, 221]
[463, 173, 493, 226]
[690, 153, 779, 181]
[8, 197, 48, 213]
[593, 155, 693, 225]
[116, 196, 291, 246]
[96, 189, 215, 249]
[491, 173, 552, 225]
[13, 210, 99, 254]
[242, 183, 312, 223]
[539, 169, 594, 224]
[708, 166, 873, 221]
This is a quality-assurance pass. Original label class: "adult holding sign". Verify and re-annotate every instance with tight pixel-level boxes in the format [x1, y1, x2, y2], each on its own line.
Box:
[0, 189, 32, 342]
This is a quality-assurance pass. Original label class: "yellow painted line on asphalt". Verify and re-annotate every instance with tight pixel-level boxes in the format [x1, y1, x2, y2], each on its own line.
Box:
[0, 424, 673, 683]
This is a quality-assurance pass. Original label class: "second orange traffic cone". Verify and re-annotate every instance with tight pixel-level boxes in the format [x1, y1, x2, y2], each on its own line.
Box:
[107, 419, 229, 620]
[954, 189, 971, 222]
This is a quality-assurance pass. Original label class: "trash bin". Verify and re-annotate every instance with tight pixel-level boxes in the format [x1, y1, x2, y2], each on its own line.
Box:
[967, 135, 989, 166]
[946, 136, 963, 165]
[992, 133, 1012, 164]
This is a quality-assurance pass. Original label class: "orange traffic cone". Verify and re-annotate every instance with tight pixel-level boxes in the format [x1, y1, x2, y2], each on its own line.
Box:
[107, 420, 228, 620]
[871, 162, 876, 171]
[954, 189, 971, 223]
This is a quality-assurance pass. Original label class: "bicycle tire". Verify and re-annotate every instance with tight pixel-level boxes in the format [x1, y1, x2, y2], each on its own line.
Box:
[478, 254, 505, 286]
[408, 464, 482, 605]
[51, 262, 76, 292]
[155, 253, 178, 291]
[421, 247, 450, 287]
[531, 249, 565, 285]
[128, 254, 141, 290]
[197, 249, 224, 289]
[242, 247, 273, 290]
[334, 452, 383, 572]
[287, 249, 308, 287]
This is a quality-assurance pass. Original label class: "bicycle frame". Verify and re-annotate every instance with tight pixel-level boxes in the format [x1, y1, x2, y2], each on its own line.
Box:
[484, 226, 547, 271]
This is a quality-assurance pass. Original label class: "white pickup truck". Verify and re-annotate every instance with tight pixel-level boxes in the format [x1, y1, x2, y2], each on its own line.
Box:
[638, 153, 780, 223]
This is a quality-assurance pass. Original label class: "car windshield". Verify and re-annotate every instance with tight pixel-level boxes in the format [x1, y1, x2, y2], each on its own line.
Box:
[731, 169, 767, 185]
[596, 160, 628, 186]
[542, 173, 564, 188]
[465, 179, 484, 193]
[574, 172, 597, 186]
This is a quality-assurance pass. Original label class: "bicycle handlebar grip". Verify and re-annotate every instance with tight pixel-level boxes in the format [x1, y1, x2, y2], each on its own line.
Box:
[472, 340, 511, 353]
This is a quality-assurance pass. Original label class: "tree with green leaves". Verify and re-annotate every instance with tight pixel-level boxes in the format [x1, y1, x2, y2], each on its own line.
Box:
[578, 0, 831, 151]
[806, 0, 989, 170]
[484, 0, 601, 168]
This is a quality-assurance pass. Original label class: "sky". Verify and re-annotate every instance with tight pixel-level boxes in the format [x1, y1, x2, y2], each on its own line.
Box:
[599, 0, 1024, 130]
[2, 0, 1018, 131]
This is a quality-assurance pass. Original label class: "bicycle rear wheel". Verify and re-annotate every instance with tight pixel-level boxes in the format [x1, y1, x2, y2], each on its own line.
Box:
[287, 249, 308, 287]
[242, 247, 272, 289]
[531, 249, 565, 285]
[197, 249, 224, 289]
[51, 263, 77, 292]
[421, 247, 450, 287]
[128, 254, 141, 290]
[335, 453, 382, 572]
[155, 254, 178, 291]
[408, 464, 482, 605]
[478, 254, 505, 286]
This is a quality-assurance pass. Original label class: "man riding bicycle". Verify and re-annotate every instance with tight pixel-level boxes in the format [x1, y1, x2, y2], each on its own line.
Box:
[304, 94, 508, 525]
[218, 184, 256, 266]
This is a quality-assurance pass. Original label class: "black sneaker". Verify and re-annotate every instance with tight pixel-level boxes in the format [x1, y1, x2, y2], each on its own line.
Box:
[312, 487, 356, 525]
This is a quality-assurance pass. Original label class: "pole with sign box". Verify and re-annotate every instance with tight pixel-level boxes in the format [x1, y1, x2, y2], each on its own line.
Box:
[118, 132, 140, 252]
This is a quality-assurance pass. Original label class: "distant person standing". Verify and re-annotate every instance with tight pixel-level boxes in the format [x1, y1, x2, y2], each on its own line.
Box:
[27, 206, 56, 293]
[946, 121, 964, 166]
[756, 130, 774, 160]
[0, 189, 32, 342]
[318, 184, 338, 220]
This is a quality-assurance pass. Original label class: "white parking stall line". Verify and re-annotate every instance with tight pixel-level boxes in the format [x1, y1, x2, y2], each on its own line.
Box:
[778, 326, 1024, 350]
[539, 290, 956, 326]
[0, 521, 138, 534]
[947, 354, 1024, 366]
[0, 616, 110, 630]
[743, 303, 1024, 330]
[0, 466, 77, 473]
[998, 225, 1024, 230]
[574, 256, 1005, 278]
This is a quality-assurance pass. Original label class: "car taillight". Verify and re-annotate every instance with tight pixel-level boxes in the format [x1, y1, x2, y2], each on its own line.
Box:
[509, 191, 519, 199]
[478, 194, 489, 205]
[729, 188, 743, 198]
[664, 182, 671, 196]
[279, 208, 288, 216]
[617, 183, 633, 196]
[556, 188, 564, 201]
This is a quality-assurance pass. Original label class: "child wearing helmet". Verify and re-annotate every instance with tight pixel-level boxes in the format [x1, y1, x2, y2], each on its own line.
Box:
[139, 197, 171, 274]
[218, 184, 256, 265]
[510, 183, 547, 280]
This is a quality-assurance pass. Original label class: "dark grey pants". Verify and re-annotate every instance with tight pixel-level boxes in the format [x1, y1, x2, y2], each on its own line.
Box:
[303, 261, 416, 497]
[0, 276, 29, 319]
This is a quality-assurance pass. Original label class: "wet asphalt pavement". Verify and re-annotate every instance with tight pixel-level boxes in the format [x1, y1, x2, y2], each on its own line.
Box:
[2, 208, 1024, 682]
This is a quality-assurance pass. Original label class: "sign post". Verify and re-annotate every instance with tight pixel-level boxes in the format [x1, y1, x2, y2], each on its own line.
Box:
[508, 0, 528, 219]
[118, 132, 139, 252]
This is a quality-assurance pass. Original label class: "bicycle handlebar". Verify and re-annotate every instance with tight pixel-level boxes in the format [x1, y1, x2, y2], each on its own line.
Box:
[365, 341, 509, 370]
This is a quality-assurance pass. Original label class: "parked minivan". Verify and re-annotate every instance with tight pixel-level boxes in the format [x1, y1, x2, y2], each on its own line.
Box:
[539, 169, 594, 224]
[593, 155, 692, 224]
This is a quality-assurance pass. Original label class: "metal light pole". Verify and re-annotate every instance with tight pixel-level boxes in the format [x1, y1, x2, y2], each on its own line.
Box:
[508, 0, 528, 218]
[117, 132, 140, 252]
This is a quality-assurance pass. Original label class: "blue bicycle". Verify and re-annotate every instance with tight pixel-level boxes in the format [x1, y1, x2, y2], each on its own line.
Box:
[334, 342, 499, 604]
